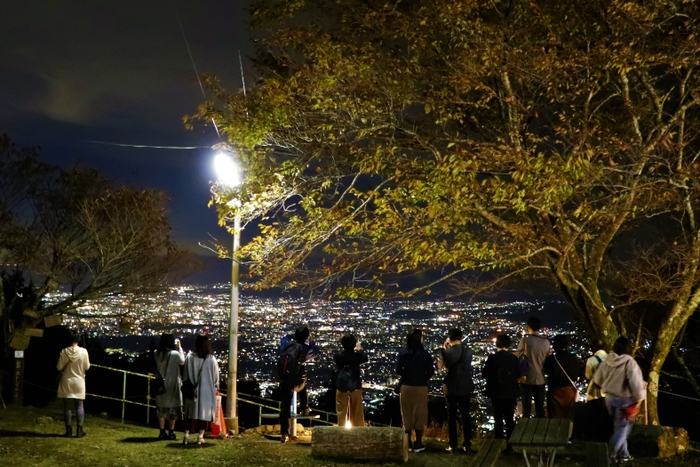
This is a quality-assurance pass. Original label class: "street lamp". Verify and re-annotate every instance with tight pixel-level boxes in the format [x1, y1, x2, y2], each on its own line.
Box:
[214, 151, 241, 435]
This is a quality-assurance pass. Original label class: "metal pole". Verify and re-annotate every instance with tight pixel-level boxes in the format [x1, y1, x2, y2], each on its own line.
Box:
[225, 214, 241, 435]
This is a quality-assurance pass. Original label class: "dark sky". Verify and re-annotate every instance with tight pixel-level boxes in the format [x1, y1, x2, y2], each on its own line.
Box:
[1, 1, 253, 278]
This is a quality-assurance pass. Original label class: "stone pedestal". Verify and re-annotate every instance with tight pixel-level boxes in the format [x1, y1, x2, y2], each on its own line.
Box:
[312, 426, 408, 462]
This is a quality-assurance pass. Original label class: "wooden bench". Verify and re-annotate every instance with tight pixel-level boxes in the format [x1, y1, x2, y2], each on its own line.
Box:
[469, 437, 506, 467]
[585, 442, 609, 467]
[509, 418, 572, 467]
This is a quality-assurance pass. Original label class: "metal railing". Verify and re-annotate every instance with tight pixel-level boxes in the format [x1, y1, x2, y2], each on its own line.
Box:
[84, 364, 383, 428]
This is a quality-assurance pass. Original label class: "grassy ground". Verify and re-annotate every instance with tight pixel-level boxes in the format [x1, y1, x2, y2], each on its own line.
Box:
[1, 404, 698, 467]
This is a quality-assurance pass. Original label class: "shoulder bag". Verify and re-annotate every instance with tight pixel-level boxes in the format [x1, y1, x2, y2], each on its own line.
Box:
[554, 354, 583, 400]
[150, 352, 170, 396]
[181, 355, 205, 400]
[517, 337, 530, 383]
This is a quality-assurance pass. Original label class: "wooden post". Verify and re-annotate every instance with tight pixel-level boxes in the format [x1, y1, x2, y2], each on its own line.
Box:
[312, 426, 408, 462]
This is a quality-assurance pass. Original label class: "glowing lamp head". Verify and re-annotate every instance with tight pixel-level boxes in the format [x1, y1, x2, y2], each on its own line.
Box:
[214, 152, 241, 187]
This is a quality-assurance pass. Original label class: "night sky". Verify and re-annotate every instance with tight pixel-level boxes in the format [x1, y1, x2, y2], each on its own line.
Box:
[1, 1, 253, 280]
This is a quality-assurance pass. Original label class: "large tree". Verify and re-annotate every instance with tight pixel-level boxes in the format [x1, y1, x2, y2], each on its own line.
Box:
[192, 0, 700, 423]
[1, 134, 190, 351]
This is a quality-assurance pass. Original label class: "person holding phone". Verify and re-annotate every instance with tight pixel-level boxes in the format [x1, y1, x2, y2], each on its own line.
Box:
[154, 333, 185, 440]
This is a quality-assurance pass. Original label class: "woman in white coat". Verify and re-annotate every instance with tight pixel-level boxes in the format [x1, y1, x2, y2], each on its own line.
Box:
[182, 334, 219, 445]
[56, 330, 90, 438]
[154, 333, 185, 440]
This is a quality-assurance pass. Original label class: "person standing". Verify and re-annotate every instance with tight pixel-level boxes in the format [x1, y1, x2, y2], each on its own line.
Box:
[439, 328, 474, 453]
[482, 334, 520, 446]
[182, 334, 219, 445]
[334, 334, 369, 427]
[278, 325, 320, 443]
[56, 330, 90, 438]
[154, 333, 185, 440]
[543, 335, 580, 421]
[585, 342, 608, 401]
[593, 336, 646, 464]
[396, 329, 434, 452]
[515, 317, 551, 418]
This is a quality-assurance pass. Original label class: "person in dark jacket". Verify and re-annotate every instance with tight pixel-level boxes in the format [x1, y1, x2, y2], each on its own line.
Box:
[279, 325, 320, 443]
[543, 334, 580, 421]
[334, 334, 368, 427]
[439, 327, 474, 453]
[396, 329, 435, 452]
[482, 334, 520, 443]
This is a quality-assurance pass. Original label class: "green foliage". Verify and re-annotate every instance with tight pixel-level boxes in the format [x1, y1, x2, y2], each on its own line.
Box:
[194, 0, 700, 347]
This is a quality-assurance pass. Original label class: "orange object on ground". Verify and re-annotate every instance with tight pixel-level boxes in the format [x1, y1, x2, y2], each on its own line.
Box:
[211, 392, 228, 438]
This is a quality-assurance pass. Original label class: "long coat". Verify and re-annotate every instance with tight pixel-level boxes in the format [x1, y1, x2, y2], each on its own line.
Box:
[154, 348, 185, 408]
[183, 353, 220, 422]
[56, 345, 90, 399]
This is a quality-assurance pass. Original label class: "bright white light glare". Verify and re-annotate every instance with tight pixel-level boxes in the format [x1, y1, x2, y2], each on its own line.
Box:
[214, 152, 241, 187]
[344, 420, 352, 429]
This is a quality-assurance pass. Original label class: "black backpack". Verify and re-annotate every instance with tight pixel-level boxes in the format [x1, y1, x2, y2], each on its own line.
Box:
[277, 342, 304, 385]
[335, 365, 358, 392]
[496, 362, 517, 389]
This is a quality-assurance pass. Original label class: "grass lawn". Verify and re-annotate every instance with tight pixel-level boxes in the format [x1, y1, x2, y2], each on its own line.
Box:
[1, 403, 698, 467]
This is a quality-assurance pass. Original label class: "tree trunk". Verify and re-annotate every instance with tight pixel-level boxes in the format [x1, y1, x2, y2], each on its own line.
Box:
[311, 426, 408, 462]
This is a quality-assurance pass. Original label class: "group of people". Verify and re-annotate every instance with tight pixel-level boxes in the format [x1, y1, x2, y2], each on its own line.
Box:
[56, 318, 646, 463]
[56, 331, 221, 445]
[278, 318, 646, 463]
[152, 333, 220, 445]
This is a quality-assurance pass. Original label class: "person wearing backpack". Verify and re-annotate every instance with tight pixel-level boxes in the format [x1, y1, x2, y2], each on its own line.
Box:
[439, 328, 474, 453]
[396, 329, 434, 452]
[482, 334, 520, 449]
[514, 317, 551, 418]
[585, 342, 608, 401]
[278, 325, 319, 442]
[333, 334, 368, 427]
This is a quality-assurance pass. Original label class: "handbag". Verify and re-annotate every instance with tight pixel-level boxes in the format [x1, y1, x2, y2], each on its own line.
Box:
[554, 354, 583, 400]
[151, 352, 170, 396]
[517, 337, 530, 383]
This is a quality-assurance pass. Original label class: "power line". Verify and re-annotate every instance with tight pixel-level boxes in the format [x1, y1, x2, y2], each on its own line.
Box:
[84, 140, 207, 150]
[172, 0, 220, 138]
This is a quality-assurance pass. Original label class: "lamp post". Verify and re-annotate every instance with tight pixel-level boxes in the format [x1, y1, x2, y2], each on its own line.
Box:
[214, 151, 241, 435]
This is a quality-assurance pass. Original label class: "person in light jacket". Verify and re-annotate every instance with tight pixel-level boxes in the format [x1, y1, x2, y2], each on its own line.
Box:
[154, 333, 185, 440]
[182, 334, 220, 445]
[592, 336, 646, 464]
[56, 330, 90, 438]
[514, 317, 551, 419]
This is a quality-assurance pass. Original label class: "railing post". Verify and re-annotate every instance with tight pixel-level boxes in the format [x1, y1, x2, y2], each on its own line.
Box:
[146, 375, 150, 426]
[122, 370, 126, 424]
[259, 405, 262, 427]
